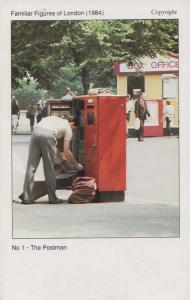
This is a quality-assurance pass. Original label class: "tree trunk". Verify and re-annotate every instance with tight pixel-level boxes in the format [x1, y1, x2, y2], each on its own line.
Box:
[81, 67, 90, 94]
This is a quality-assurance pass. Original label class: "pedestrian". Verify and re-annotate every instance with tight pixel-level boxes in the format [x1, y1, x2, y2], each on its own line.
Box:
[135, 92, 150, 141]
[36, 97, 47, 123]
[16, 115, 83, 204]
[26, 102, 36, 132]
[164, 100, 175, 136]
[11, 96, 20, 134]
[126, 94, 133, 136]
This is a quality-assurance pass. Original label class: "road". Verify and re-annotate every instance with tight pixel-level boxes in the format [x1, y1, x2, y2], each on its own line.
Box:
[12, 135, 179, 238]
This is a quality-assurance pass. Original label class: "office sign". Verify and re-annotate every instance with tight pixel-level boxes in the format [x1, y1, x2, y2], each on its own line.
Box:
[115, 55, 179, 75]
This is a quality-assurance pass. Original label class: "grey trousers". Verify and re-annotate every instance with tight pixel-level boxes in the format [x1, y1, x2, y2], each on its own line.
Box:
[23, 128, 57, 202]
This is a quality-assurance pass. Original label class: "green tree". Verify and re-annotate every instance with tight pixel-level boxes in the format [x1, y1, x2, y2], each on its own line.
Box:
[12, 78, 46, 109]
[52, 67, 84, 98]
[11, 20, 178, 94]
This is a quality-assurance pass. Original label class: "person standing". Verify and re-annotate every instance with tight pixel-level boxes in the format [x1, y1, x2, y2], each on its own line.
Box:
[164, 100, 175, 136]
[36, 97, 47, 123]
[11, 96, 20, 134]
[126, 94, 133, 136]
[26, 102, 36, 132]
[16, 115, 83, 204]
[135, 92, 150, 141]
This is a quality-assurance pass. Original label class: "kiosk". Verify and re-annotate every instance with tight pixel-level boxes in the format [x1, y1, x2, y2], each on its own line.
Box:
[114, 54, 179, 136]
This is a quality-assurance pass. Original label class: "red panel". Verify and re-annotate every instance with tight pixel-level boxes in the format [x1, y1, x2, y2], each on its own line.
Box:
[144, 100, 163, 137]
[97, 96, 126, 191]
[84, 96, 126, 192]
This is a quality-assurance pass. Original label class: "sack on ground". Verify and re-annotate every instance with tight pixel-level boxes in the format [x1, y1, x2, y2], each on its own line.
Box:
[68, 177, 97, 204]
[134, 117, 140, 130]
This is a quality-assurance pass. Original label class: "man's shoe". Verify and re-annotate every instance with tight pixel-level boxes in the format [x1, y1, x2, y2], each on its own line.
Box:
[13, 197, 22, 204]
[49, 198, 63, 204]
[13, 198, 34, 204]
[21, 200, 34, 204]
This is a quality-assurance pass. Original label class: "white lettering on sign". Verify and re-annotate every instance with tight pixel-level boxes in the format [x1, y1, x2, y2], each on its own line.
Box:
[51, 105, 69, 108]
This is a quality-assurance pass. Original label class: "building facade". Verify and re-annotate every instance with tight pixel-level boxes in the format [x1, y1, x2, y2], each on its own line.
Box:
[114, 54, 179, 132]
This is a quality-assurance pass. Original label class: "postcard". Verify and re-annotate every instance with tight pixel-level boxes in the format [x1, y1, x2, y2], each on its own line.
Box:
[0, 0, 190, 299]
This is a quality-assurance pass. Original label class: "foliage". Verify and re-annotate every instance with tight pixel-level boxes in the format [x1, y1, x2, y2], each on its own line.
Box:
[11, 20, 178, 94]
[51, 67, 84, 98]
[11, 78, 46, 109]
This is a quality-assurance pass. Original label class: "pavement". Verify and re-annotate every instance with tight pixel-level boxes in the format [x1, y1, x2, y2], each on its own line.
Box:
[12, 132, 179, 238]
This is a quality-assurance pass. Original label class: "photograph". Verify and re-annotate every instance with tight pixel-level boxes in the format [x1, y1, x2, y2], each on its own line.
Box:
[11, 19, 179, 238]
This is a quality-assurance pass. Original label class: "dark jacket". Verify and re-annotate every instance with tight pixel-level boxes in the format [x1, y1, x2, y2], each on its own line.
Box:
[11, 101, 20, 115]
[135, 99, 150, 120]
[27, 105, 36, 116]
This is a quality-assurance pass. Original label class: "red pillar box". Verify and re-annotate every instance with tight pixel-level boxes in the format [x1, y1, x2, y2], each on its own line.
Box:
[84, 95, 126, 202]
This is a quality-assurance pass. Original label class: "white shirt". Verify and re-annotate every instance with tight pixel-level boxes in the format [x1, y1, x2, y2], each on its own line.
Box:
[38, 99, 47, 108]
[34, 116, 72, 141]
[126, 100, 134, 113]
[165, 104, 174, 119]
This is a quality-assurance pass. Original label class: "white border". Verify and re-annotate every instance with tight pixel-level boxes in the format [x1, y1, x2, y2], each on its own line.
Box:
[1, 1, 190, 299]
